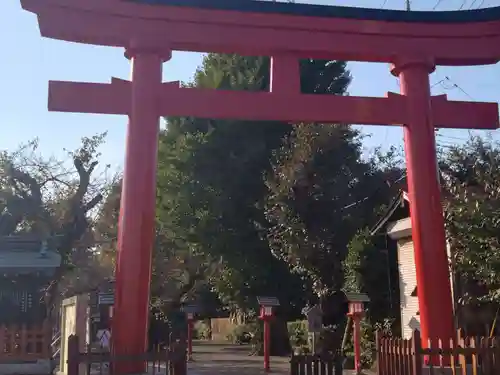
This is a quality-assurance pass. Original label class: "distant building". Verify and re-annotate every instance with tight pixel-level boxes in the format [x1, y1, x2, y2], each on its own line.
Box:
[371, 191, 498, 338]
[371, 191, 423, 339]
[0, 235, 61, 374]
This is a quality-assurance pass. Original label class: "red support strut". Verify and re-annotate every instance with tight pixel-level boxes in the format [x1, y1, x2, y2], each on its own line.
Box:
[263, 320, 270, 372]
[352, 316, 361, 374]
[187, 320, 193, 361]
[111, 48, 167, 374]
[391, 59, 455, 356]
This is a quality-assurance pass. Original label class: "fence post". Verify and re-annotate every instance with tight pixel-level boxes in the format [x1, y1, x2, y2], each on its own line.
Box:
[375, 331, 382, 375]
[170, 337, 187, 375]
[290, 354, 298, 375]
[334, 353, 343, 375]
[411, 330, 422, 375]
[67, 334, 80, 375]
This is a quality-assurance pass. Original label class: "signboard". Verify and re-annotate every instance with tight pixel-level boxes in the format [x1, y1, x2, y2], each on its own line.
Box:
[257, 296, 280, 307]
[181, 303, 198, 314]
[98, 292, 114, 305]
[97, 329, 111, 349]
[302, 305, 322, 333]
[91, 311, 101, 322]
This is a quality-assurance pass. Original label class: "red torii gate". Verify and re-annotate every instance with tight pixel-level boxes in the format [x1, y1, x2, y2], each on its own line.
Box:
[21, 0, 500, 372]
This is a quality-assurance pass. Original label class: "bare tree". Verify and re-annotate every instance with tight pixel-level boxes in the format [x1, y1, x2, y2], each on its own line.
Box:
[0, 134, 117, 313]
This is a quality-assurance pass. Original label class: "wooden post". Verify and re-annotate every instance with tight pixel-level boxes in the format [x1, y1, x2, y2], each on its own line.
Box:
[263, 319, 271, 372]
[375, 331, 382, 375]
[334, 353, 343, 375]
[67, 334, 80, 375]
[43, 320, 51, 358]
[411, 330, 423, 375]
[187, 319, 193, 361]
[0, 325, 4, 359]
[20, 325, 28, 358]
[290, 355, 299, 375]
[170, 336, 187, 375]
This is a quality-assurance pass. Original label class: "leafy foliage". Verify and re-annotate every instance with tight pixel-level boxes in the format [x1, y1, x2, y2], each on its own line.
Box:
[287, 320, 309, 353]
[345, 229, 400, 324]
[0, 134, 115, 310]
[266, 128, 401, 298]
[440, 136, 500, 305]
[157, 54, 352, 317]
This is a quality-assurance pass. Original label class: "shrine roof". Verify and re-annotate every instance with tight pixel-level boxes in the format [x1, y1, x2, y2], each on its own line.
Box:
[0, 235, 61, 274]
[129, 0, 500, 23]
[370, 189, 410, 236]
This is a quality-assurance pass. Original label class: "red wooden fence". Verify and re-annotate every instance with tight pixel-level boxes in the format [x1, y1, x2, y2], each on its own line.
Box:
[377, 329, 500, 375]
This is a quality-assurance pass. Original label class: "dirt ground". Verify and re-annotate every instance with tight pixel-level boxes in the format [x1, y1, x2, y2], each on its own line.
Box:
[188, 341, 372, 375]
[188, 341, 290, 375]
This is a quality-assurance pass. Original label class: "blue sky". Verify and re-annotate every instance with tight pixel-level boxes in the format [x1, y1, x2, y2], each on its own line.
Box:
[2, 0, 500, 170]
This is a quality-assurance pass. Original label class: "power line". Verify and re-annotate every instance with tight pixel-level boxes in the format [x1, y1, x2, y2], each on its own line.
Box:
[433, 0, 445, 10]
[380, 0, 389, 9]
[338, 172, 407, 212]
[473, 0, 487, 8]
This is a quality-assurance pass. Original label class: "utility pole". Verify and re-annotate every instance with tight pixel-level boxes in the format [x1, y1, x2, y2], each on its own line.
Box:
[406, 0, 411, 10]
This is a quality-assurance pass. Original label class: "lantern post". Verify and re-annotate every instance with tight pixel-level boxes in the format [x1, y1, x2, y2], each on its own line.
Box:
[181, 304, 198, 362]
[346, 293, 370, 375]
[257, 296, 280, 373]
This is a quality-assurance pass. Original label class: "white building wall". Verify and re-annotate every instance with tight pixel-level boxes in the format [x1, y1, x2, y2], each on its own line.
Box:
[397, 238, 420, 339]
[388, 217, 455, 339]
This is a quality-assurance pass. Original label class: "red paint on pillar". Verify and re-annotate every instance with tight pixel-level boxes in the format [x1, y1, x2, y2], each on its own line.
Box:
[111, 50, 164, 374]
[353, 316, 361, 374]
[392, 60, 454, 354]
[187, 320, 193, 361]
[263, 320, 270, 372]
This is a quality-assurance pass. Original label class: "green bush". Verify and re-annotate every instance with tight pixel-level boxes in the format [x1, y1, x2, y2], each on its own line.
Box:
[193, 320, 211, 340]
[287, 320, 309, 353]
[227, 322, 260, 345]
[343, 318, 395, 369]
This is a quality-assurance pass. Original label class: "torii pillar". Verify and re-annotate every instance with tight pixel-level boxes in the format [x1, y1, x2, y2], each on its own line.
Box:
[111, 43, 171, 374]
[392, 58, 454, 351]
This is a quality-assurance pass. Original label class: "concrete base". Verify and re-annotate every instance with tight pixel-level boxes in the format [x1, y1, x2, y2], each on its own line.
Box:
[0, 359, 52, 375]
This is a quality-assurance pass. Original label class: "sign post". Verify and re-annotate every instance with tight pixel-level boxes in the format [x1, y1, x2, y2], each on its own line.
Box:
[302, 305, 322, 354]
[181, 304, 198, 362]
[345, 293, 370, 374]
[257, 296, 280, 372]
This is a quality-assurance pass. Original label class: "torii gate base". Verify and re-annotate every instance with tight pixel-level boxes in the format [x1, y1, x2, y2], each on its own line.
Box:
[21, 0, 500, 372]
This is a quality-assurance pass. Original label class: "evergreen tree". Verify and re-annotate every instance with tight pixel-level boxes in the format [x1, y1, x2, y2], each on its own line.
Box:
[156, 54, 351, 323]
[265, 122, 402, 352]
[440, 137, 500, 310]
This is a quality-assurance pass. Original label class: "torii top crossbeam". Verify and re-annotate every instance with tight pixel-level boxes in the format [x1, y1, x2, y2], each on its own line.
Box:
[21, 0, 500, 128]
[20, 0, 500, 64]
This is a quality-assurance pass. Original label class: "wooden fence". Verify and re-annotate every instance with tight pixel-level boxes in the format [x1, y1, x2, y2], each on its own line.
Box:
[290, 354, 343, 375]
[377, 329, 500, 375]
[67, 334, 187, 375]
[0, 321, 51, 360]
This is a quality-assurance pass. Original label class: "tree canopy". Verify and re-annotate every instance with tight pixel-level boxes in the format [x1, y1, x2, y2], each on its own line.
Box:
[440, 136, 500, 306]
[0, 134, 115, 310]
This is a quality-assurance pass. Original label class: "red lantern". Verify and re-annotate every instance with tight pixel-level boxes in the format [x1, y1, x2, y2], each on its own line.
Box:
[348, 301, 364, 316]
[260, 305, 273, 319]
